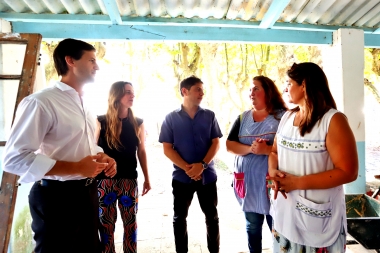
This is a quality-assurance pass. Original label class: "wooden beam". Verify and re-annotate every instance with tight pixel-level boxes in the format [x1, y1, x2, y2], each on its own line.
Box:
[0, 172, 20, 253]
[0, 33, 28, 44]
[0, 75, 21, 80]
[0, 33, 42, 253]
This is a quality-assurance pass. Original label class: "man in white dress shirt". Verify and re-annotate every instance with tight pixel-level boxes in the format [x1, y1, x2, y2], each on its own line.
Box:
[2, 39, 116, 253]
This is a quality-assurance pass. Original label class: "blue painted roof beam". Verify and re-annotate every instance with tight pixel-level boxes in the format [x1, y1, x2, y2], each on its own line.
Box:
[101, 0, 122, 25]
[259, 0, 291, 29]
[0, 13, 376, 34]
[11, 21, 333, 45]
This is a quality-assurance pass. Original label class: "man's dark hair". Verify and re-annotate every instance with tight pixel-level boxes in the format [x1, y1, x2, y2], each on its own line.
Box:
[180, 75, 203, 96]
[53, 38, 96, 76]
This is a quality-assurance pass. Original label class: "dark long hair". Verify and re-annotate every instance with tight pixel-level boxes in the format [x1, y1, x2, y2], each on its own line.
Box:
[287, 62, 337, 136]
[253, 75, 287, 119]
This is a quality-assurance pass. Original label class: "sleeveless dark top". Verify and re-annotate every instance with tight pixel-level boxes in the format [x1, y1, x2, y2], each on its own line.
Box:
[96, 115, 143, 179]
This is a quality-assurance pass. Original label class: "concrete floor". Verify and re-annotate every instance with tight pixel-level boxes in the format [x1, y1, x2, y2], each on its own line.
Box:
[112, 144, 378, 253]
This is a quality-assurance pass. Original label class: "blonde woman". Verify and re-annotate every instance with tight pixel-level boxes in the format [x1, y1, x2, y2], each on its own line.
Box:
[96, 81, 151, 253]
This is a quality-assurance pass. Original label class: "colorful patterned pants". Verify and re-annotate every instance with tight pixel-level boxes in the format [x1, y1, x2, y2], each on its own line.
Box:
[98, 178, 138, 253]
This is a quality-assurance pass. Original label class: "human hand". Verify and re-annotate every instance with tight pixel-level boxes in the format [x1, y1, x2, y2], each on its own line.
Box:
[266, 170, 287, 199]
[141, 181, 151, 196]
[185, 163, 204, 180]
[96, 153, 117, 178]
[77, 155, 108, 178]
[250, 138, 269, 155]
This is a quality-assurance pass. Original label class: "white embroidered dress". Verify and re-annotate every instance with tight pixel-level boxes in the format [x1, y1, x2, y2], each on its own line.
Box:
[270, 109, 347, 247]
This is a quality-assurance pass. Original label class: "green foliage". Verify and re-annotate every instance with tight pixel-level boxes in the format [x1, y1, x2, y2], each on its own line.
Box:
[41, 41, 59, 82]
[39, 41, 380, 136]
[10, 206, 34, 253]
[214, 157, 231, 172]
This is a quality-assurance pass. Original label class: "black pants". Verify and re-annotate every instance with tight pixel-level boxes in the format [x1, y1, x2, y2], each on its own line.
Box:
[172, 179, 220, 253]
[29, 179, 101, 253]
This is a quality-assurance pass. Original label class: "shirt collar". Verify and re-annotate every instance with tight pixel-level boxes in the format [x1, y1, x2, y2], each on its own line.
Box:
[54, 81, 77, 92]
[176, 104, 204, 113]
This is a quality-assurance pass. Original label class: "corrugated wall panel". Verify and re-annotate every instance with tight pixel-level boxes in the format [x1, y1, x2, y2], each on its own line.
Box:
[331, 1, 363, 26]
[355, 2, 380, 27]
[281, 0, 308, 23]
[296, 0, 322, 24]
[254, 0, 271, 21]
[198, 0, 215, 18]
[133, 0, 150, 16]
[318, 0, 351, 25]
[345, 0, 379, 26]
[148, 0, 166, 17]
[165, 0, 183, 18]
[183, 0, 198, 18]
[212, 0, 231, 19]
[117, 0, 135, 16]
[0, 0, 10, 12]
[23, 0, 47, 13]
[96, 0, 108, 15]
[78, 0, 101, 14]
[304, 0, 334, 24]
[366, 11, 380, 28]
[41, 0, 66, 14]
[60, 0, 84, 14]
[2, 0, 380, 30]
[226, 0, 244, 20]
[4, 0, 30, 13]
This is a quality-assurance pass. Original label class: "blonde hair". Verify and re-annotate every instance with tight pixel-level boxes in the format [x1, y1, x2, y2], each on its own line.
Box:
[105, 81, 140, 150]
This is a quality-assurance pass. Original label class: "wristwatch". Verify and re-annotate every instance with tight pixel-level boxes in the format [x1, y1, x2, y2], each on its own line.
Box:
[201, 160, 208, 169]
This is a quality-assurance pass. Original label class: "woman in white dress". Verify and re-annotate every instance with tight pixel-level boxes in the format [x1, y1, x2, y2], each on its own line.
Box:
[267, 62, 358, 253]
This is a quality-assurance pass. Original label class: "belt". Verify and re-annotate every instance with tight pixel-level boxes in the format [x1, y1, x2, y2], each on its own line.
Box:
[38, 178, 95, 187]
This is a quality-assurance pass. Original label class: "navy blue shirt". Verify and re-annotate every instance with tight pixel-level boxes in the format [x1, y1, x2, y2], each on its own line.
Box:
[159, 106, 223, 184]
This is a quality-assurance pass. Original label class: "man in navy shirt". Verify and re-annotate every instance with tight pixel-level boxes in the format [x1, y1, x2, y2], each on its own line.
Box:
[159, 76, 222, 253]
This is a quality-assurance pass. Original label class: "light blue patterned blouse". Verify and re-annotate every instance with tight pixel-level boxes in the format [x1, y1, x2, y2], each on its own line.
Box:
[234, 109, 285, 214]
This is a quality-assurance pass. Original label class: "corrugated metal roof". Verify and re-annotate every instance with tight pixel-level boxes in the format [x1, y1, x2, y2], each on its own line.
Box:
[0, 0, 378, 28]
[1, 0, 380, 44]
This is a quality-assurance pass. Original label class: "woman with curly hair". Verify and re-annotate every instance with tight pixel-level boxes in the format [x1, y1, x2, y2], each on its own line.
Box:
[96, 81, 151, 253]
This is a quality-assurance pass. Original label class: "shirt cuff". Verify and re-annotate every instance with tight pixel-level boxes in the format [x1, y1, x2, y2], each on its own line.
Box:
[18, 154, 56, 184]
[95, 145, 103, 154]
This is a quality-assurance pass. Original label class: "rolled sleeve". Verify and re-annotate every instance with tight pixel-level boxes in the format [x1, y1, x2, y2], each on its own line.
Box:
[95, 145, 104, 154]
[18, 154, 56, 184]
[2, 98, 54, 183]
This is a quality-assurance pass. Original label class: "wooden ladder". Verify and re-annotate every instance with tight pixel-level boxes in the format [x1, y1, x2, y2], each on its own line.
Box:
[0, 33, 42, 253]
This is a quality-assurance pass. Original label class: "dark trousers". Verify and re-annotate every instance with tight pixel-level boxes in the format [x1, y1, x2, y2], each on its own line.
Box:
[172, 179, 220, 253]
[29, 179, 101, 253]
[244, 212, 272, 253]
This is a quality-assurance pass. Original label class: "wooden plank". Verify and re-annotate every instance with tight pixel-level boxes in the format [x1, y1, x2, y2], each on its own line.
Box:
[0, 33, 28, 44]
[0, 75, 21, 80]
[0, 33, 42, 253]
[13, 33, 42, 124]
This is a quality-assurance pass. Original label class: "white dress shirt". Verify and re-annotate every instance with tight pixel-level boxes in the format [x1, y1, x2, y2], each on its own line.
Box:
[2, 81, 103, 184]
